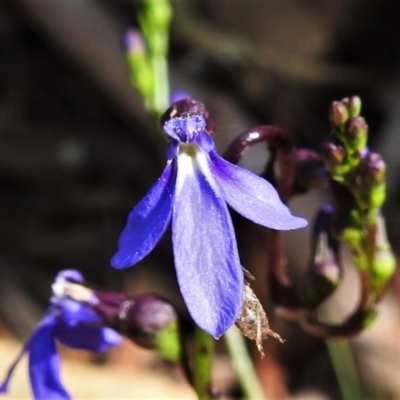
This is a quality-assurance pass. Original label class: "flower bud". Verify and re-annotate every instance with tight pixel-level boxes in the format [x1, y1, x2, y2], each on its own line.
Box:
[372, 248, 396, 281]
[321, 142, 347, 176]
[345, 117, 368, 153]
[331, 208, 362, 246]
[348, 96, 362, 118]
[329, 101, 349, 128]
[371, 215, 396, 281]
[142, 0, 173, 34]
[359, 152, 386, 186]
[300, 205, 342, 307]
[91, 291, 181, 361]
[357, 152, 387, 209]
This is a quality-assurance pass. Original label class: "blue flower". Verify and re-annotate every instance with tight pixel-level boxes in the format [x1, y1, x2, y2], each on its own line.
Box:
[111, 111, 307, 338]
[0, 270, 122, 400]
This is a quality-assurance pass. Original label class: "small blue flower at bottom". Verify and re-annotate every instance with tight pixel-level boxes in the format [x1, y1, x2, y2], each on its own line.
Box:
[0, 270, 122, 400]
[111, 108, 307, 339]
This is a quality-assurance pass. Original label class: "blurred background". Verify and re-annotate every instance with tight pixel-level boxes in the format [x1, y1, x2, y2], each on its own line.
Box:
[1, 0, 400, 398]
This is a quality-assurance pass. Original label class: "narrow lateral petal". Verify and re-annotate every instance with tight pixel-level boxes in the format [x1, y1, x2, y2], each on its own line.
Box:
[59, 299, 101, 324]
[56, 324, 121, 352]
[28, 317, 71, 400]
[172, 152, 243, 338]
[209, 151, 307, 230]
[111, 160, 177, 269]
[55, 301, 122, 351]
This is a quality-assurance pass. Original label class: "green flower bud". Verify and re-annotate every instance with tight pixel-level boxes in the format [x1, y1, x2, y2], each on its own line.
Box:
[142, 0, 173, 33]
[140, 0, 173, 56]
[372, 248, 396, 281]
[362, 310, 378, 329]
[332, 209, 362, 247]
[345, 117, 368, 153]
[348, 96, 362, 118]
[368, 184, 386, 210]
[371, 214, 396, 281]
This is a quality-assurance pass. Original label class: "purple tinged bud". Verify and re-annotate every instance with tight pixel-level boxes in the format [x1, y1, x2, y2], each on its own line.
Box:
[122, 29, 147, 55]
[359, 152, 386, 186]
[329, 101, 349, 128]
[322, 143, 347, 175]
[357, 152, 386, 209]
[311, 234, 341, 289]
[301, 205, 342, 307]
[345, 117, 368, 151]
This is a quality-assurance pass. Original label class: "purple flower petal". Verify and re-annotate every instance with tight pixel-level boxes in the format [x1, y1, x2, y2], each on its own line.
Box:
[195, 131, 215, 153]
[172, 152, 243, 338]
[163, 115, 205, 143]
[209, 151, 307, 230]
[28, 316, 71, 400]
[56, 324, 121, 352]
[54, 270, 83, 284]
[55, 301, 122, 351]
[59, 299, 101, 324]
[111, 160, 177, 269]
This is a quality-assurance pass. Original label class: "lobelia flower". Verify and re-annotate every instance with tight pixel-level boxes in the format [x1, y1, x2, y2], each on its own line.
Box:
[0, 270, 122, 400]
[111, 99, 307, 339]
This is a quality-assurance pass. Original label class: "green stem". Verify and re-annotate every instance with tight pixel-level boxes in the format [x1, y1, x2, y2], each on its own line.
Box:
[193, 327, 215, 400]
[224, 326, 266, 400]
[326, 340, 365, 400]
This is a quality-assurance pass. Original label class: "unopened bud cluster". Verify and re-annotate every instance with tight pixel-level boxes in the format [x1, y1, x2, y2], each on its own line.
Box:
[323, 96, 395, 299]
[324, 96, 387, 218]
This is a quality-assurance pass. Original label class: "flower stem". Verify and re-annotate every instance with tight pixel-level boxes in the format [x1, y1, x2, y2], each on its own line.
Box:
[193, 327, 215, 400]
[326, 340, 365, 400]
[224, 326, 266, 400]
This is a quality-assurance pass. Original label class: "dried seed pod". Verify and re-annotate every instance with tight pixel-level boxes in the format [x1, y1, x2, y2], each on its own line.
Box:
[235, 281, 285, 358]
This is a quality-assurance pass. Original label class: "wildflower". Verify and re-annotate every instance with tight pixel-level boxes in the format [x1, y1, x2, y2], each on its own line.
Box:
[111, 101, 307, 338]
[0, 270, 122, 400]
